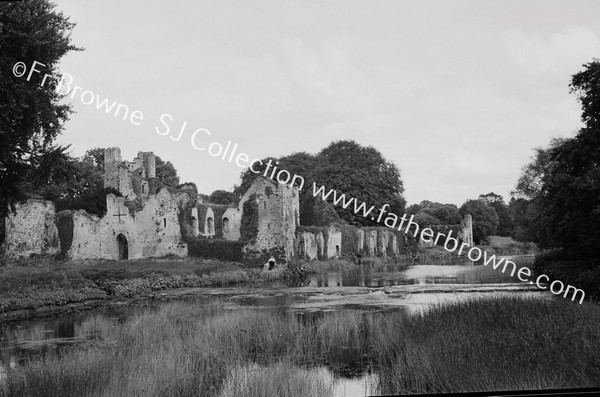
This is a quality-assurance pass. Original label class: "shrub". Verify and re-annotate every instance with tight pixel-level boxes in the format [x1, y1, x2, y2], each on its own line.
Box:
[187, 238, 246, 262]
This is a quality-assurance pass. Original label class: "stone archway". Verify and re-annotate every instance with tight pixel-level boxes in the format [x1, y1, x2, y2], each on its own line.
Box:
[206, 217, 214, 236]
[222, 217, 230, 234]
[117, 233, 128, 260]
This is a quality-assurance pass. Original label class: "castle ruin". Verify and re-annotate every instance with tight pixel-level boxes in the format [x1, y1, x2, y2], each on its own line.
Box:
[1, 148, 473, 263]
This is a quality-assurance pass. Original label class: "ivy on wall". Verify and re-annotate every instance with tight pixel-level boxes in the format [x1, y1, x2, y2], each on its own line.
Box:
[240, 194, 259, 243]
[55, 211, 74, 258]
[177, 197, 196, 241]
[339, 224, 361, 259]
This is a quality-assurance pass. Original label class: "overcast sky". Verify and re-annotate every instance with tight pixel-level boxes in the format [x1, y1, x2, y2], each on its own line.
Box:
[52, 0, 600, 206]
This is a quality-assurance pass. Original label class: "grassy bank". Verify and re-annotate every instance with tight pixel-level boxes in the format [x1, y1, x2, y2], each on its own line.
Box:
[0, 256, 286, 318]
[2, 296, 599, 396]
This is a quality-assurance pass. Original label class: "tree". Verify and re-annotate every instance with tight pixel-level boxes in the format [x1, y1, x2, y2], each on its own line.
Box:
[405, 203, 421, 215]
[508, 197, 534, 242]
[155, 156, 180, 191]
[460, 200, 499, 244]
[233, 142, 406, 227]
[310, 140, 406, 226]
[514, 60, 600, 257]
[208, 190, 235, 205]
[82, 147, 104, 173]
[0, 0, 81, 216]
[420, 203, 462, 225]
[478, 192, 513, 236]
[413, 212, 442, 227]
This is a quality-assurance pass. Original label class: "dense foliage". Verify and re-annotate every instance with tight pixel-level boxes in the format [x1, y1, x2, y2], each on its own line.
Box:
[514, 60, 600, 259]
[208, 190, 235, 205]
[154, 156, 180, 191]
[14, 145, 183, 216]
[459, 200, 499, 244]
[478, 192, 513, 236]
[407, 201, 462, 226]
[235, 141, 406, 227]
[0, 0, 80, 217]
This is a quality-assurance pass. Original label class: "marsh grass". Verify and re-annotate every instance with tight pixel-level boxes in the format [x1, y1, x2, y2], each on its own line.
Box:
[219, 361, 334, 397]
[2, 297, 600, 396]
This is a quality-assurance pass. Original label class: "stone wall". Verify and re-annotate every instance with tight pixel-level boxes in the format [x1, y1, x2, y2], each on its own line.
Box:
[295, 225, 403, 261]
[238, 178, 300, 260]
[1, 200, 60, 258]
[297, 230, 323, 260]
[222, 207, 241, 241]
[326, 226, 342, 258]
[365, 230, 377, 255]
[59, 189, 187, 260]
[419, 213, 474, 248]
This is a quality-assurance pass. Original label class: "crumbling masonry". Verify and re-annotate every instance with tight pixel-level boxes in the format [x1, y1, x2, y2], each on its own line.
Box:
[1, 148, 473, 263]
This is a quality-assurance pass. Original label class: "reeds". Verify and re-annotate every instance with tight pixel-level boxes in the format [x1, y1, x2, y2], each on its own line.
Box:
[2, 296, 600, 396]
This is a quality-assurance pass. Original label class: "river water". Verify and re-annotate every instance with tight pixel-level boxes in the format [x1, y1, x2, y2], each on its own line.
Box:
[0, 255, 542, 395]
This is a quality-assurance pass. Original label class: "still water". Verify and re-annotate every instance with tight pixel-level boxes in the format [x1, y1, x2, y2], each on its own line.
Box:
[0, 256, 537, 396]
[307, 255, 529, 287]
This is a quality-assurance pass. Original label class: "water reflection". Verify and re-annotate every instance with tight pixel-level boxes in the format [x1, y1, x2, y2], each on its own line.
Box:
[0, 256, 537, 395]
[308, 256, 534, 287]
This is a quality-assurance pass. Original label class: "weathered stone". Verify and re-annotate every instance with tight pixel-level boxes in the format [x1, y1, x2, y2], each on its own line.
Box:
[238, 178, 299, 261]
[1, 199, 59, 258]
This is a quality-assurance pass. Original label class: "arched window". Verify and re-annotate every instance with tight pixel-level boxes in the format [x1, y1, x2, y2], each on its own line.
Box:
[207, 217, 214, 235]
[223, 217, 230, 233]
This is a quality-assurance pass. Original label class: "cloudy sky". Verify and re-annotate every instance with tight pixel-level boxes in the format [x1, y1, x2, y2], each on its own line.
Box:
[53, 0, 600, 206]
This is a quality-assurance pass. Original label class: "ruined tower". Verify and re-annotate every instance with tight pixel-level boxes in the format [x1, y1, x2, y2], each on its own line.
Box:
[103, 148, 157, 199]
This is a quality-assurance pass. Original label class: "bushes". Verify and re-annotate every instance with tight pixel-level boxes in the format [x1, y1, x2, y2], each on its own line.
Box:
[533, 249, 600, 301]
[242, 246, 287, 268]
[187, 238, 245, 262]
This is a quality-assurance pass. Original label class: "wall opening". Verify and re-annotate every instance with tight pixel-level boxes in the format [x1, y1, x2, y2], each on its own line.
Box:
[223, 217, 230, 234]
[163, 218, 167, 228]
[117, 234, 129, 260]
[336, 245, 340, 257]
[207, 217, 214, 235]
[192, 216, 199, 237]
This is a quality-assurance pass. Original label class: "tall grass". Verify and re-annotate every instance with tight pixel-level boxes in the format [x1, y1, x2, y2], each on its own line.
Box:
[2, 297, 600, 396]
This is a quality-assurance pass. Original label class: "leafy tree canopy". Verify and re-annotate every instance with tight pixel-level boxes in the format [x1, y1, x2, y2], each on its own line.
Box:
[234, 142, 406, 227]
[208, 190, 235, 205]
[155, 156, 180, 191]
[514, 60, 600, 257]
[0, 0, 81, 217]
[460, 199, 499, 244]
[478, 192, 513, 237]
